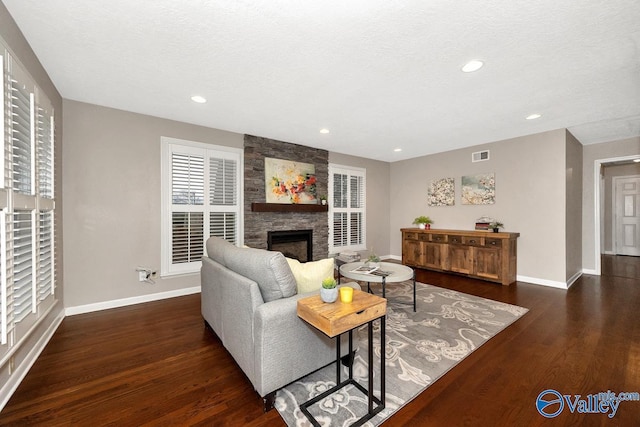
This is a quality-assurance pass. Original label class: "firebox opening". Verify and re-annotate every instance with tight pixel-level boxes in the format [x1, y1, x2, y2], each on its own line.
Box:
[267, 229, 313, 262]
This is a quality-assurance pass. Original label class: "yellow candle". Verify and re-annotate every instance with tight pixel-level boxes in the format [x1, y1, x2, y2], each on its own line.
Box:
[339, 286, 353, 303]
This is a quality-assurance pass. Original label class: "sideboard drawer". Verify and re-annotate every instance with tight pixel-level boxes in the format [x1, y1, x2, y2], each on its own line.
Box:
[430, 234, 447, 243]
[448, 235, 463, 244]
[404, 232, 419, 240]
[464, 236, 483, 246]
[484, 238, 502, 247]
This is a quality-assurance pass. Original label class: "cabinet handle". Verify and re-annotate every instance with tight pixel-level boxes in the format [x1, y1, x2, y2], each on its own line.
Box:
[469, 239, 476, 244]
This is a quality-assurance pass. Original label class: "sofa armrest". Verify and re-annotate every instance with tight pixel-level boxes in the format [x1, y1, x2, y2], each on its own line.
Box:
[253, 292, 337, 397]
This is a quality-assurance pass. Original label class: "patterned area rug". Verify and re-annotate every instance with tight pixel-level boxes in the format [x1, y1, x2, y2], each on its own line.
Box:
[275, 280, 528, 426]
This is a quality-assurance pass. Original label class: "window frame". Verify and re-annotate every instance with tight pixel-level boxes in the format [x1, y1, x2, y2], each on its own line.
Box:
[0, 45, 56, 351]
[328, 164, 366, 254]
[160, 137, 243, 277]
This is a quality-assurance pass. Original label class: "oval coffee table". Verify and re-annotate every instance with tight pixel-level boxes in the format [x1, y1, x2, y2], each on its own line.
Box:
[339, 261, 416, 311]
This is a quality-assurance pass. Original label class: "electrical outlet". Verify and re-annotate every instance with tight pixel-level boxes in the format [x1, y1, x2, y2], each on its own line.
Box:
[139, 271, 147, 281]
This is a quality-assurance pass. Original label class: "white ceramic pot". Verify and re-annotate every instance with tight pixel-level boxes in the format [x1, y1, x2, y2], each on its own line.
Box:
[418, 223, 426, 229]
[320, 287, 338, 303]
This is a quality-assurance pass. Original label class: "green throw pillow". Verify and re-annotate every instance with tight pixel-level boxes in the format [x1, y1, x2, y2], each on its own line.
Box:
[286, 257, 335, 294]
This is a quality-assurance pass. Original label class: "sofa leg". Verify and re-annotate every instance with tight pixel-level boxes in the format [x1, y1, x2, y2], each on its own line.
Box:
[262, 391, 276, 412]
[341, 350, 356, 367]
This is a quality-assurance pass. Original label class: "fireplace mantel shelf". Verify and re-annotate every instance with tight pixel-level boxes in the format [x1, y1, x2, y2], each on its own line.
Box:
[251, 203, 328, 213]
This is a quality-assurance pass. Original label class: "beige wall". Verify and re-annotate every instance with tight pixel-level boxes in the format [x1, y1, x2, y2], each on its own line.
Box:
[63, 100, 243, 309]
[565, 130, 583, 283]
[582, 137, 640, 272]
[390, 129, 569, 285]
[329, 152, 391, 258]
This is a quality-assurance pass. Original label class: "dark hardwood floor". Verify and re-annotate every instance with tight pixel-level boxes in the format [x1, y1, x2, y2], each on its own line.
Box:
[2, 256, 639, 426]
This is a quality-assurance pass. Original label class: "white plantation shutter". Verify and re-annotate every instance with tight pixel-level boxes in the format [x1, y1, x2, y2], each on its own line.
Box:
[36, 103, 54, 199]
[38, 211, 53, 301]
[209, 156, 238, 244]
[172, 153, 204, 206]
[0, 212, 6, 345]
[209, 157, 236, 206]
[170, 152, 204, 266]
[1, 50, 57, 350]
[12, 211, 34, 324]
[171, 212, 204, 264]
[329, 165, 366, 253]
[161, 138, 242, 276]
[10, 78, 34, 196]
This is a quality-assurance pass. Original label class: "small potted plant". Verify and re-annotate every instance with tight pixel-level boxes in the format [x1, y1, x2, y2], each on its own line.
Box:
[489, 221, 504, 233]
[366, 251, 381, 268]
[413, 215, 433, 230]
[320, 277, 338, 303]
[319, 195, 327, 205]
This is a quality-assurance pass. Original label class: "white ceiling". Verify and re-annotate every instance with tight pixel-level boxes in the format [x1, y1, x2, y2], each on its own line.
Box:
[3, 0, 640, 162]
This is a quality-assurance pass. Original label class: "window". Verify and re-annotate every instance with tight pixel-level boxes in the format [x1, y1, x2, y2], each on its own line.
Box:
[329, 164, 366, 254]
[0, 46, 56, 349]
[161, 137, 242, 276]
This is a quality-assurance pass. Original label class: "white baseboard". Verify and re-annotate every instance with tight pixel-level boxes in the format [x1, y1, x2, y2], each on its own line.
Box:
[65, 286, 201, 316]
[582, 268, 599, 275]
[0, 308, 65, 412]
[516, 275, 569, 289]
[566, 271, 583, 288]
[385, 254, 401, 261]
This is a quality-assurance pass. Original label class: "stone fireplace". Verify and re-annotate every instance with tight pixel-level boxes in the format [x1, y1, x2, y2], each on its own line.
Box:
[244, 135, 329, 261]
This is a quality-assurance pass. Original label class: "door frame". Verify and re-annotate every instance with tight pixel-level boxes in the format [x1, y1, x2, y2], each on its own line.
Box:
[612, 174, 640, 255]
[593, 155, 640, 275]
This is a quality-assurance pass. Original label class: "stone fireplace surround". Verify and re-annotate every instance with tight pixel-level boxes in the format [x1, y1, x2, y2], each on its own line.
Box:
[244, 135, 329, 261]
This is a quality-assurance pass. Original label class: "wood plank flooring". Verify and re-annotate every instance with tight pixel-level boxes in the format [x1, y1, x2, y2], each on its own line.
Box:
[1, 256, 639, 426]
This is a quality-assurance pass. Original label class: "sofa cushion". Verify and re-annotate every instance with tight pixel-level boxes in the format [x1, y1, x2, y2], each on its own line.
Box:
[286, 257, 335, 294]
[225, 246, 297, 302]
[206, 236, 236, 266]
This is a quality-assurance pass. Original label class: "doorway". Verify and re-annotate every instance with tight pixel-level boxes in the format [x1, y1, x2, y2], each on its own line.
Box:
[613, 175, 640, 256]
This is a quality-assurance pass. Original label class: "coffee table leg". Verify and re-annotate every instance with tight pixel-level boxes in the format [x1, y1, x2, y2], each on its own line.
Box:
[368, 320, 373, 414]
[412, 269, 416, 312]
[336, 332, 341, 384]
[382, 276, 386, 298]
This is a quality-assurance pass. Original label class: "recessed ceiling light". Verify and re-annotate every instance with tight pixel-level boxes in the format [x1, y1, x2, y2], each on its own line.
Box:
[191, 95, 207, 103]
[461, 60, 484, 73]
[526, 113, 542, 120]
[394, 148, 402, 152]
[319, 128, 330, 134]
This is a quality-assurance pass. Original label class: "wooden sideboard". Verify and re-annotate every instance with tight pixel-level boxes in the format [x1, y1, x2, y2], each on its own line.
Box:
[401, 228, 519, 286]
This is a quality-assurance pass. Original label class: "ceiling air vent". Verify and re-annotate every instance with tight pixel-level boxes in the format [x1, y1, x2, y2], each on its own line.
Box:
[472, 150, 490, 162]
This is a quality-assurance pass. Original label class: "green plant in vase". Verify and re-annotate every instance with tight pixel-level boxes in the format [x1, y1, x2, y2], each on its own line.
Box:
[320, 277, 338, 303]
[489, 221, 504, 233]
[413, 215, 433, 229]
[366, 250, 381, 268]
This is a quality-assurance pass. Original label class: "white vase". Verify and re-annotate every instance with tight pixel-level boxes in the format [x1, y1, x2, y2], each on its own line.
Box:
[419, 223, 426, 229]
[320, 287, 338, 303]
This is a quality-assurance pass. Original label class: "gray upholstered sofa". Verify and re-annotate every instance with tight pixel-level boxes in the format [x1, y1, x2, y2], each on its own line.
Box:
[201, 236, 359, 410]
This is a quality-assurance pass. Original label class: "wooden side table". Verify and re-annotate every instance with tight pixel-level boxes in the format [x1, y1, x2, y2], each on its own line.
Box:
[297, 290, 387, 427]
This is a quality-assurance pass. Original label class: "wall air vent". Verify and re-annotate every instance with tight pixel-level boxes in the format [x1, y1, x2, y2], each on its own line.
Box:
[472, 150, 490, 162]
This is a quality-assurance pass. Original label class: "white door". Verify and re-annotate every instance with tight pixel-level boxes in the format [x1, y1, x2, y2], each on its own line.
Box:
[614, 175, 640, 256]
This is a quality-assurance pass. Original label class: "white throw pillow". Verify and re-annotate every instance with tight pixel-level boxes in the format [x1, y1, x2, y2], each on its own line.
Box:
[286, 257, 335, 294]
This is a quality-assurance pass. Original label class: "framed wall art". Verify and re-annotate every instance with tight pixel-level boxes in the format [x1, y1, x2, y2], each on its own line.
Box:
[265, 158, 317, 204]
[427, 177, 455, 206]
[461, 173, 495, 205]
